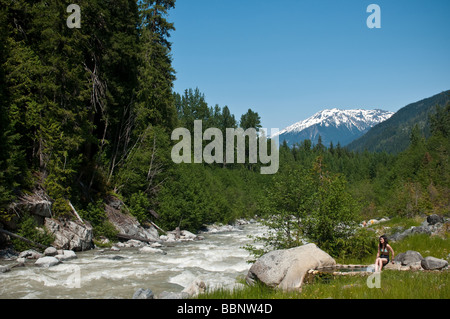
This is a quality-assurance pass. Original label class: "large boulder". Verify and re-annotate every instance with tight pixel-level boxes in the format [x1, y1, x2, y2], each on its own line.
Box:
[246, 243, 335, 292]
[421, 256, 448, 270]
[394, 250, 424, 266]
[105, 202, 159, 242]
[19, 249, 43, 259]
[44, 218, 94, 251]
[55, 250, 77, 261]
[34, 256, 61, 267]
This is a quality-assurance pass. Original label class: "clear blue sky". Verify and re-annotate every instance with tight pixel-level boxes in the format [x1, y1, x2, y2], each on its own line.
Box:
[168, 0, 450, 130]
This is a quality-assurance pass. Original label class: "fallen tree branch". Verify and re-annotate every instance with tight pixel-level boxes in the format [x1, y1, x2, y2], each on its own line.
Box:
[0, 228, 47, 250]
[149, 220, 166, 235]
[68, 201, 85, 224]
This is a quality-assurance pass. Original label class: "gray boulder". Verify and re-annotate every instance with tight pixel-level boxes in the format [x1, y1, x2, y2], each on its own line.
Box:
[105, 203, 159, 242]
[132, 288, 154, 299]
[34, 256, 61, 267]
[44, 247, 58, 256]
[45, 218, 94, 251]
[389, 228, 412, 242]
[246, 243, 335, 292]
[427, 214, 444, 225]
[421, 256, 448, 270]
[55, 250, 77, 261]
[19, 249, 42, 259]
[395, 250, 424, 266]
[0, 265, 11, 273]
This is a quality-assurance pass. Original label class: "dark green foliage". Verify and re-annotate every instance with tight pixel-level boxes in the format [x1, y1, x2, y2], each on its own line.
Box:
[157, 163, 267, 232]
[347, 90, 450, 153]
[78, 201, 118, 240]
[240, 109, 262, 131]
[135, 0, 177, 132]
[11, 215, 55, 252]
[0, 0, 178, 244]
[128, 191, 151, 225]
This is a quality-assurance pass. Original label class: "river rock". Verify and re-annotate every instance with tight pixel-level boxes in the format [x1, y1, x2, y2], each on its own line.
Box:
[55, 250, 77, 261]
[246, 243, 336, 292]
[120, 239, 145, 248]
[16, 257, 26, 265]
[44, 247, 58, 256]
[0, 265, 11, 273]
[132, 288, 154, 299]
[44, 218, 94, 251]
[0, 248, 18, 260]
[421, 256, 448, 270]
[34, 256, 61, 267]
[19, 249, 43, 259]
[139, 246, 165, 254]
[182, 278, 207, 297]
[180, 230, 197, 240]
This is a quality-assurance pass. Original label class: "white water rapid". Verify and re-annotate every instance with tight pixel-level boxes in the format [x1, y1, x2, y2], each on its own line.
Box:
[0, 222, 267, 299]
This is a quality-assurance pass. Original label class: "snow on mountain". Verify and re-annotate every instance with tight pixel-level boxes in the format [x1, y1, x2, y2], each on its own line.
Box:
[273, 108, 394, 147]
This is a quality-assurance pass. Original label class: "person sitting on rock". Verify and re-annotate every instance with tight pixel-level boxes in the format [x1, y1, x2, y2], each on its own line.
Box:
[375, 235, 394, 272]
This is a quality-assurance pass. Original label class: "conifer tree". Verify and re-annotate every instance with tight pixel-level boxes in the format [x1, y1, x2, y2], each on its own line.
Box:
[135, 0, 177, 133]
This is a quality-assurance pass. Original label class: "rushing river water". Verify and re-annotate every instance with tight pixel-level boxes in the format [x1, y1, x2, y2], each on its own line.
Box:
[0, 222, 266, 299]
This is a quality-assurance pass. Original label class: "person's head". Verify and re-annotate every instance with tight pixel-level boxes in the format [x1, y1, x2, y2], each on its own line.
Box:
[379, 235, 388, 248]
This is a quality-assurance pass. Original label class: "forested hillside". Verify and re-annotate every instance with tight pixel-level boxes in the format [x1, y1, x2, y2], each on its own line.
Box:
[347, 90, 450, 154]
[0, 0, 179, 231]
[0, 0, 268, 238]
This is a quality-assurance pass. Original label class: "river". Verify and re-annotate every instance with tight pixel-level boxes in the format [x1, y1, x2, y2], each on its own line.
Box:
[0, 222, 267, 299]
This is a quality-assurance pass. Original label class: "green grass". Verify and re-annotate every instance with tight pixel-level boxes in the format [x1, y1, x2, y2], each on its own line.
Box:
[198, 270, 450, 299]
[393, 233, 449, 259]
[300, 271, 449, 299]
[379, 216, 424, 230]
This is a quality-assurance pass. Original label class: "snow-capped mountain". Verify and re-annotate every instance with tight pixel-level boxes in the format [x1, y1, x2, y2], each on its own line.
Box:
[273, 108, 394, 147]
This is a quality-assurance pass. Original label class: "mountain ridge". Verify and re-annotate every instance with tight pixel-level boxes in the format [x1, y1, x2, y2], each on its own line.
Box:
[274, 108, 394, 148]
[347, 90, 450, 153]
